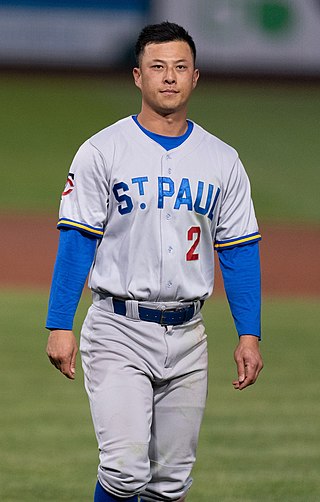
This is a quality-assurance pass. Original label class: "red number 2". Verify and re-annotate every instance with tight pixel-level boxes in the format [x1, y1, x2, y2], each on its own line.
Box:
[186, 226, 201, 261]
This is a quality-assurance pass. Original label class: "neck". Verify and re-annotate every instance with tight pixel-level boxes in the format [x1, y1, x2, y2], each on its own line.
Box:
[137, 107, 188, 136]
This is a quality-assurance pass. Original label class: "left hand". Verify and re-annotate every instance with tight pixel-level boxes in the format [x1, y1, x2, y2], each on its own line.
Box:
[233, 335, 263, 390]
[46, 329, 78, 380]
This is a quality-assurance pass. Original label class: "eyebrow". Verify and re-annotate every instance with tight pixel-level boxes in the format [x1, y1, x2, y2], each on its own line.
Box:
[150, 58, 189, 64]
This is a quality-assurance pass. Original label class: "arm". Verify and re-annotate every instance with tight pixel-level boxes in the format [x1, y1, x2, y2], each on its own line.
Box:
[46, 140, 109, 379]
[218, 242, 263, 390]
[46, 228, 97, 379]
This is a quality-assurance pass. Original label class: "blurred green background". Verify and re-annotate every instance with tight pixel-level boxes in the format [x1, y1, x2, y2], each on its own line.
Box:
[1, 74, 319, 222]
[1, 73, 319, 501]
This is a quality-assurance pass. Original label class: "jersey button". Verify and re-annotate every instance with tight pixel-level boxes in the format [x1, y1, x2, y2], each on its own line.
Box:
[166, 213, 172, 220]
[166, 281, 173, 288]
[168, 246, 173, 253]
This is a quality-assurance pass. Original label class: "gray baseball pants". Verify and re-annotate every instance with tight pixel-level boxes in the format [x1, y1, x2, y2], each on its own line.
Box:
[80, 295, 208, 501]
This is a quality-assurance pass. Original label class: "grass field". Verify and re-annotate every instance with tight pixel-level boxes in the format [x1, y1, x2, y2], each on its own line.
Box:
[0, 290, 319, 501]
[1, 74, 320, 223]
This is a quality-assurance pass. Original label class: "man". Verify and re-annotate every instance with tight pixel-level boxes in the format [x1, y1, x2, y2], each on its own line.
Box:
[46, 21, 263, 502]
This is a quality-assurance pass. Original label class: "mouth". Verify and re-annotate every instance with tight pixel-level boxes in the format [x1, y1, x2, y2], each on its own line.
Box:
[160, 89, 179, 95]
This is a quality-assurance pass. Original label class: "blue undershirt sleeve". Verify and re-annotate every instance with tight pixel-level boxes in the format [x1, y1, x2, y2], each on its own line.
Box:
[217, 241, 261, 339]
[46, 229, 97, 330]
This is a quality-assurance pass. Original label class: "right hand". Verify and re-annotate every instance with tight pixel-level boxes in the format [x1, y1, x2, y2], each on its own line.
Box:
[46, 330, 78, 380]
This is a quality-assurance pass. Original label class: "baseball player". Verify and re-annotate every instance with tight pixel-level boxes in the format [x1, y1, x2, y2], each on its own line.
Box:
[46, 22, 263, 502]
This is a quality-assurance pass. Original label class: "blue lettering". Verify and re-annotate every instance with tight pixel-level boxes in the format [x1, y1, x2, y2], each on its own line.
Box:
[112, 182, 133, 215]
[194, 181, 214, 215]
[132, 176, 148, 195]
[174, 178, 192, 210]
[113, 177, 220, 218]
[158, 177, 175, 208]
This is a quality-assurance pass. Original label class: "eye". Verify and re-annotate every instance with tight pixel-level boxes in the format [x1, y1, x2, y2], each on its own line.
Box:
[176, 65, 187, 71]
[151, 64, 163, 70]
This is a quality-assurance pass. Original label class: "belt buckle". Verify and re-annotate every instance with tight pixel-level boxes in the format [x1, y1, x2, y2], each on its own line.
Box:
[159, 310, 166, 326]
[159, 306, 177, 326]
[159, 305, 187, 326]
[159, 307, 172, 326]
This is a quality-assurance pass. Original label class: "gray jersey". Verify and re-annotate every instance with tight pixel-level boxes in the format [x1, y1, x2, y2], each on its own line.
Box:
[58, 116, 260, 302]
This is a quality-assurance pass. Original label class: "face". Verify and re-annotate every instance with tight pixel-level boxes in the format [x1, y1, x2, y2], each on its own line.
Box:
[133, 40, 199, 116]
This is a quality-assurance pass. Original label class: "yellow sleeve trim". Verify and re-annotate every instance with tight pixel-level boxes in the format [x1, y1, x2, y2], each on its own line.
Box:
[58, 219, 104, 237]
[215, 233, 261, 249]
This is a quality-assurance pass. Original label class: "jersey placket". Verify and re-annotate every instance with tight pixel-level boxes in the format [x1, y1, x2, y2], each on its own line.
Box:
[159, 152, 178, 300]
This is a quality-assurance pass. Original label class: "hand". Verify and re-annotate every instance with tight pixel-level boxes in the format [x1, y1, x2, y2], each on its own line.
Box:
[46, 330, 78, 380]
[233, 335, 263, 390]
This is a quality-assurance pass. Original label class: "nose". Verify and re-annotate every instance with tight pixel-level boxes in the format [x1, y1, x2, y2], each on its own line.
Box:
[164, 67, 176, 84]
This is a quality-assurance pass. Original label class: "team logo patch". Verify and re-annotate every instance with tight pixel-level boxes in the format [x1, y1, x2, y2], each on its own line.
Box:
[62, 173, 75, 196]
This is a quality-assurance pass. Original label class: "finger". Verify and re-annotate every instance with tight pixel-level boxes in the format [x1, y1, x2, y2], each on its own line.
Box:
[49, 354, 75, 380]
[60, 350, 77, 379]
[232, 379, 240, 390]
[60, 359, 75, 380]
[245, 362, 256, 382]
[253, 360, 263, 383]
[48, 355, 61, 371]
[238, 363, 259, 390]
[236, 358, 245, 385]
[70, 348, 77, 378]
[232, 356, 245, 389]
[249, 356, 263, 382]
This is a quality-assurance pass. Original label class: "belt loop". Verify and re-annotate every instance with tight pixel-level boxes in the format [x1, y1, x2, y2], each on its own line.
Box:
[194, 300, 202, 316]
[92, 291, 99, 304]
[125, 300, 140, 320]
[105, 296, 115, 313]
[92, 292, 114, 313]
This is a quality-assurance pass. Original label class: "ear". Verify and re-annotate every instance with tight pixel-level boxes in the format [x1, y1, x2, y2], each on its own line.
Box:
[133, 67, 142, 89]
[192, 69, 200, 89]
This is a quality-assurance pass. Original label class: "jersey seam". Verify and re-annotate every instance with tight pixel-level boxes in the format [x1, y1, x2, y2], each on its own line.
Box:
[88, 138, 111, 191]
[222, 155, 240, 203]
[87, 139, 111, 228]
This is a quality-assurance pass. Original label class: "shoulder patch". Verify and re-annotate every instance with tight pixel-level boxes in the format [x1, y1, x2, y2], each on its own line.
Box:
[62, 173, 75, 196]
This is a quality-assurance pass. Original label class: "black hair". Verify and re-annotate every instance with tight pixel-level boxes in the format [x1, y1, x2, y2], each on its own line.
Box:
[135, 21, 196, 66]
